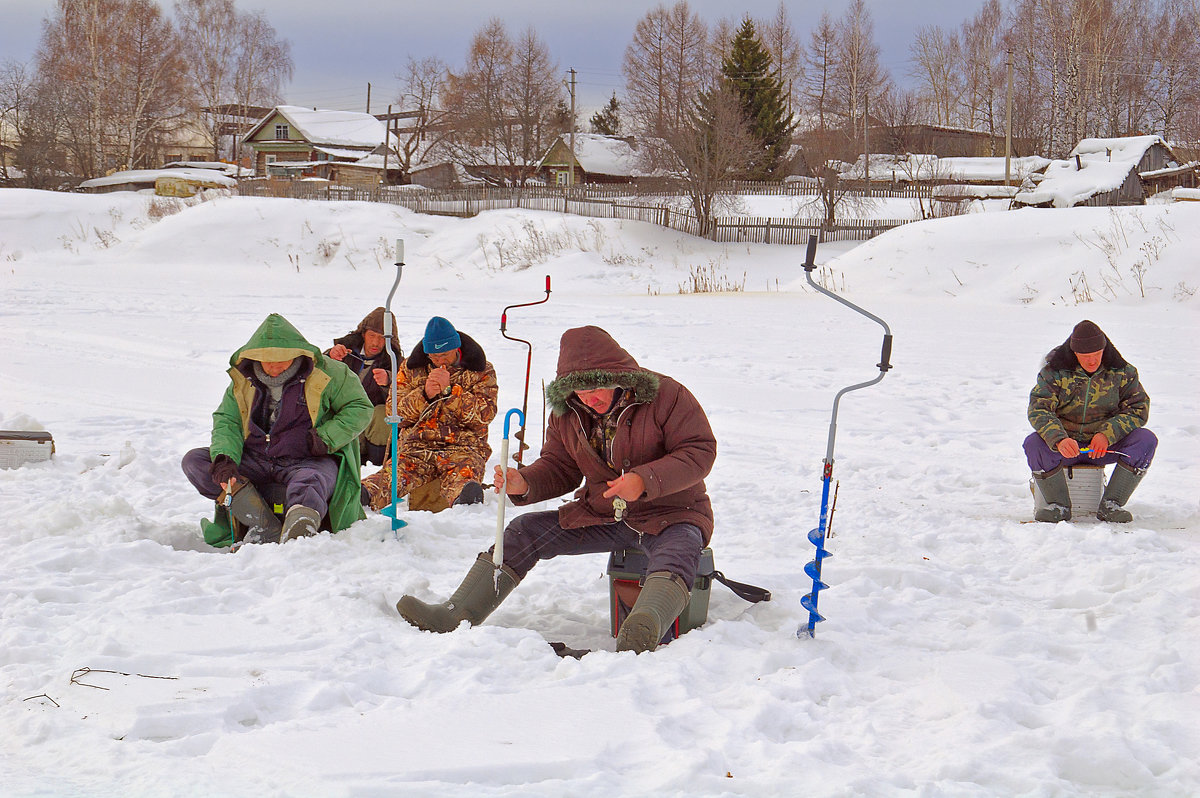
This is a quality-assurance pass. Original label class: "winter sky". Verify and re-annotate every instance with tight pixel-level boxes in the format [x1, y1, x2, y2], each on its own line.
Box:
[3, 0, 988, 115]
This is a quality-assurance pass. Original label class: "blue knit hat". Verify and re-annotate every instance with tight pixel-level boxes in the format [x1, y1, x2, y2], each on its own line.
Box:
[423, 316, 461, 353]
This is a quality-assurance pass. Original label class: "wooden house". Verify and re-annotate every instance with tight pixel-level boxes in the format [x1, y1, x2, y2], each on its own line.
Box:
[1013, 135, 1195, 209]
[242, 106, 386, 177]
[539, 134, 646, 185]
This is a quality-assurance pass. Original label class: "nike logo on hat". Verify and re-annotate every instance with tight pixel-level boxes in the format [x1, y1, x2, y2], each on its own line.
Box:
[432, 342, 449, 351]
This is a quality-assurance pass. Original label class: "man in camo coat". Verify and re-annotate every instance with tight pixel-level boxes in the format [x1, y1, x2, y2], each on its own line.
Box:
[361, 316, 497, 511]
[1025, 319, 1157, 523]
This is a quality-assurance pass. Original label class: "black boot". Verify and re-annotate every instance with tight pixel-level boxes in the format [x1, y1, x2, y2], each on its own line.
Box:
[1097, 464, 1146, 523]
[396, 553, 520, 633]
[452, 481, 485, 506]
[227, 483, 283, 544]
[1032, 467, 1072, 523]
[616, 571, 690, 653]
[362, 442, 388, 467]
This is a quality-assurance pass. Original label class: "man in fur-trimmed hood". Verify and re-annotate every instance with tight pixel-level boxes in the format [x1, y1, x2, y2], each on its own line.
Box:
[392, 325, 717, 654]
[1024, 319, 1157, 523]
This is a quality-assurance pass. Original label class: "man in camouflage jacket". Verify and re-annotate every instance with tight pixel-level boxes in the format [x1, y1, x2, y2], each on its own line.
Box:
[361, 316, 497, 511]
[1024, 319, 1157, 523]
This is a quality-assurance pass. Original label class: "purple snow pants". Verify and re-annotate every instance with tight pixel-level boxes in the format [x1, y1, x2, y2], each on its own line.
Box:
[493, 509, 704, 584]
[1023, 427, 1157, 472]
[182, 446, 338, 518]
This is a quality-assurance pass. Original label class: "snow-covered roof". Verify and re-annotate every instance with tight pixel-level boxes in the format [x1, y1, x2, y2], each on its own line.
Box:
[1011, 158, 1138, 208]
[937, 156, 1052, 182]
[840, 153, 938, 181]
[556, 134, 643, 177]
[257, 105, 385, 148]
[346, 153, 402, 171]
[313, 145, 375, 161]
[933, 184, 1020, 199]
[1070, 135, 1167, 163]
[79, 168, 237, 190]
[162, 161, 248, 177]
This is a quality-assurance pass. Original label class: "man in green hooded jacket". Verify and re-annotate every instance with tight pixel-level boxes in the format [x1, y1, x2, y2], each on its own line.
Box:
[182, 313, 372, 547]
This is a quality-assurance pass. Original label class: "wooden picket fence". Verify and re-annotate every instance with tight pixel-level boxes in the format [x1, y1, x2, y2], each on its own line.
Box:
[236, 180, 915, 243]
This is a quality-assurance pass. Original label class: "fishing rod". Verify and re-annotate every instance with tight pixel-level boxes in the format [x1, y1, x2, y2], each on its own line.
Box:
[499, 275, 551, 465]
[799, 234, 893, 639]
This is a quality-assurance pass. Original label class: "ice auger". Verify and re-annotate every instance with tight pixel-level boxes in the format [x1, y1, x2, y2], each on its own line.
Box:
[799, 234, 893, 638]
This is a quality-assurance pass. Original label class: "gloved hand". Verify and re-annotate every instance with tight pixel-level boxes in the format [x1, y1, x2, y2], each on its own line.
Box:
[309, 429, 328, 456]
[210, 455, 240, 488]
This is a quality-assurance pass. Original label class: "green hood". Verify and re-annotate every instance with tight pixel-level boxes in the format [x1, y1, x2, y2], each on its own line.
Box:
[230, 313, 322, 369]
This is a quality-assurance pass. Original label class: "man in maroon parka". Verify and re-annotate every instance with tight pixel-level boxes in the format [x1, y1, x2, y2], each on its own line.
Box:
[394, 326, 717, 653]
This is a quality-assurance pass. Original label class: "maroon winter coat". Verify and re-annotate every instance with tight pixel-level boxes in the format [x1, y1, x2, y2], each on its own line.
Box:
[512, 326, 717, 542]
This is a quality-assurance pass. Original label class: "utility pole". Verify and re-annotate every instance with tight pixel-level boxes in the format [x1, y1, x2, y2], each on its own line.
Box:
[382, 103, 390, 185]
[567, 68, 577, 187]
[366, 82, 372, 114]
[1004, 50, 1014, 186]
[863, 91, 870, 183]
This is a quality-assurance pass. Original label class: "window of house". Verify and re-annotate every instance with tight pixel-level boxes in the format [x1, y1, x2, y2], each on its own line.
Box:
[274, 124, 289, 139]
[555, 170, 569, 186]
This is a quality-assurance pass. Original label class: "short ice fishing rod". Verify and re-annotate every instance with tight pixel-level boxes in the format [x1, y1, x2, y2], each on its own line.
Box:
[799, 234, 893, 639]
[499, 275, 551, 465]
[380, 238, 408, 539]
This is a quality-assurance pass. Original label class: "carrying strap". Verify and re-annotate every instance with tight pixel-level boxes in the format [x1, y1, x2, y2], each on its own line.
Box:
[708, 570, 771, 603]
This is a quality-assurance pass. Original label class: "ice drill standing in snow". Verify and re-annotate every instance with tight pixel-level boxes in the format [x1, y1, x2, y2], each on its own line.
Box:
[181, 313, 372, 546]
[1025, 319, 1157, 523]
[395, 326, 717, 653]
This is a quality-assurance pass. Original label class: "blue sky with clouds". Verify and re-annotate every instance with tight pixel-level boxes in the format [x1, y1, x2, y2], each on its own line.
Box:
[3, 0, 987, 114]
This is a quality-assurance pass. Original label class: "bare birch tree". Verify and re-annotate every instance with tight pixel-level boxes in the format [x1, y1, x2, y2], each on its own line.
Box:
[758, 2, 804, 118]
[441, 19, 561, 186]
[175, 0, 238, 160]
[802, 11, 838, 133]
[909, 25, 962, 126]
[622, 1, 708, 136]
[391, 55, 448, 173]
[646, 80, 755, 235]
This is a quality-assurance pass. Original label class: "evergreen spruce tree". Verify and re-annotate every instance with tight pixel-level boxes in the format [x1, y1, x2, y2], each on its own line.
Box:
[589, 92, 622, 135]
[721, 18, 794, 179]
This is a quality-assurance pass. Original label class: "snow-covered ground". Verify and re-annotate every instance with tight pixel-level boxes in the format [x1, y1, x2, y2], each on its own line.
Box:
[1, 188, 1197, 797]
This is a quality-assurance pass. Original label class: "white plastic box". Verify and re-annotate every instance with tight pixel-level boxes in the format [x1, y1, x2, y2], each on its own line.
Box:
[0, 431, 55, 469]
[1032, 464, 1105, 518]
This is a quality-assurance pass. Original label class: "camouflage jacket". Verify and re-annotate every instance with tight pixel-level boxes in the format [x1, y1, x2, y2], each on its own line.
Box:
[391, 332, 497, 459]
[1027, 337, 1150, 449]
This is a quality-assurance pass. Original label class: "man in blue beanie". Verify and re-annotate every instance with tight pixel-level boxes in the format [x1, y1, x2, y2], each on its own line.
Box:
[361, 316, 498, 511]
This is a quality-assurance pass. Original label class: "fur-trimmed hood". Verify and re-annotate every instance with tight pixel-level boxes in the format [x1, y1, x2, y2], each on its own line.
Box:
[1044, 329, 1128, 372]
[406, 331, 488, 372]
[545, 326, 660, 416]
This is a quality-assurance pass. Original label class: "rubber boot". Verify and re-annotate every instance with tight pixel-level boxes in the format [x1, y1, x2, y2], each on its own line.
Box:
[1033, 467, 1072, 523]
[1097, 464, 1146, 523]
[280, 505, 321, 543]
[362, 442, 387, 467]
[200, 502, 234, 547]
[616, 571, 691, 654]
[452, 481, 485, 506]
[227, 483, 283, 544]
[396, 553, 519, 633]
